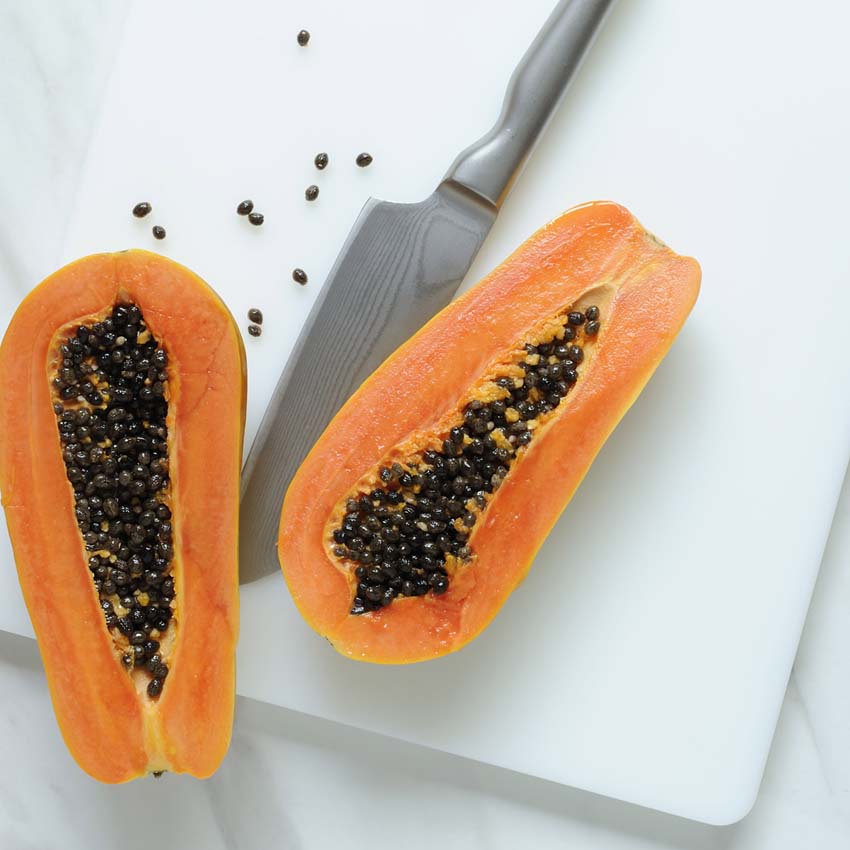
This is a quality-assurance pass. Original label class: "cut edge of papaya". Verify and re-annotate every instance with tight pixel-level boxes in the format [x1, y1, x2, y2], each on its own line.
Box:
[278, 201, 701, 664]
[0, 250, 245, 781]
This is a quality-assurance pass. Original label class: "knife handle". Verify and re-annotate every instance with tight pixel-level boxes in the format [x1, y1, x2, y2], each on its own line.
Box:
[444, 0, 615, 208]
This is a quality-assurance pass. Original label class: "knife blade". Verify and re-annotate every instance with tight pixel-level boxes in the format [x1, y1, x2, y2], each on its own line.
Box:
[239, 0, 616, 582]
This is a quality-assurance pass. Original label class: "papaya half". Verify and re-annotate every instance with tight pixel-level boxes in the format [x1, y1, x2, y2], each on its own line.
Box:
[279, 201, 700, 664]
[0, 251, 245, 782]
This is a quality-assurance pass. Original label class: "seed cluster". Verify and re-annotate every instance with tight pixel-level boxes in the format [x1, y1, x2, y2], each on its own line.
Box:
[332, 306, 601, 614]
[51, 303, 174, 698]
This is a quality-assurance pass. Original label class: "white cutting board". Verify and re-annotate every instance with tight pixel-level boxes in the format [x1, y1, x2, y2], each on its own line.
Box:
[2, 0, 849, 825]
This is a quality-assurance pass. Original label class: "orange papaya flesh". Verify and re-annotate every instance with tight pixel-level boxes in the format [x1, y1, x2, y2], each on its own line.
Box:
[279, 201, 700, 664]
[0, 250, 245, 781]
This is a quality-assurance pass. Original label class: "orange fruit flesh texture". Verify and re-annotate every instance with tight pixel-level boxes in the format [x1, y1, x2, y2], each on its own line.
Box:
[279, 201, 701, 664]
[0, 251, 245, 781]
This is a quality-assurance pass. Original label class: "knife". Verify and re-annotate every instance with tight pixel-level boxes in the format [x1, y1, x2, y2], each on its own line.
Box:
[239, 0, 616, 583]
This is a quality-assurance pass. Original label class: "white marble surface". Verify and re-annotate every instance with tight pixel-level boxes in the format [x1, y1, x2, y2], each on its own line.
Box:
[0, 1, 848, 848]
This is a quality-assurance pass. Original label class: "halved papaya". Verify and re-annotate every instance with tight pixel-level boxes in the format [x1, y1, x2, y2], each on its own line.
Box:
[0, 250, 245, 782]
[279, 201, 700, 664]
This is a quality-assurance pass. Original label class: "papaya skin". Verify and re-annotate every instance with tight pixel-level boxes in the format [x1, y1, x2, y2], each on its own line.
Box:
[278, 201, 700, 664]
[0, 250, 245, 782]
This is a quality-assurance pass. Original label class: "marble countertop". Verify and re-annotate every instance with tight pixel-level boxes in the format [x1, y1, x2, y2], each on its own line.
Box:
[1, 2, 848, 848]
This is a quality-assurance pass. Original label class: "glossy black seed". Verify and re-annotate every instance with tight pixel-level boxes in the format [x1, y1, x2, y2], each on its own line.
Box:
[568, 311, 585, 326]
[132, 202, 152, 218]
[248, 212, 264, 226]
[247, 324, 262, 337]
[585, 320, 600, 336]
[236, 199, 254, 216]
[297, 29, 310, 46]
[152, 225, 166, 240]
[466, 438, 484, 455]
[292, 268, 308, 285]
[248, 308, 263, 325]
[147, 678, 164, 698]
[314, 152, 328, 170]
[305, 185, 319, 202]
[356, 152, 373, 168]
[450, 477, 467, 496]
